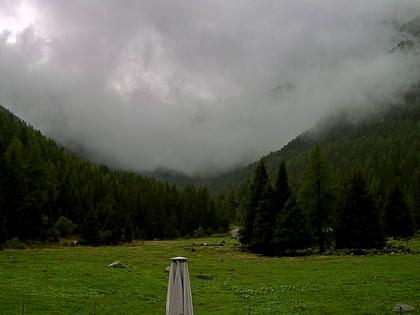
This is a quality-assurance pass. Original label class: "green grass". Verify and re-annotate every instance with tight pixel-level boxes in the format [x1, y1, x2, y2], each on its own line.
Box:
[1, 237, 419, 314]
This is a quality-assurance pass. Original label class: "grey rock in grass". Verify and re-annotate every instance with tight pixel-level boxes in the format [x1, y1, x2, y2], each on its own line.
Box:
[108, 260, 126, 268]
[230, 228, 239, 239]
[393, 304, 415, 313]
[165, 266, 171, 273]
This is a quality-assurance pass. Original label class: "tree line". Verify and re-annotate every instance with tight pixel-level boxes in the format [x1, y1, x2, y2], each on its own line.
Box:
[240, 145, 417, 256]
[209, 97, 420, 223]
[0, 106, 230, 246]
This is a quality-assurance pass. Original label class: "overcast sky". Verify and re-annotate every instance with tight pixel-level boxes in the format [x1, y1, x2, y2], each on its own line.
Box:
[0, 0, 419, 175]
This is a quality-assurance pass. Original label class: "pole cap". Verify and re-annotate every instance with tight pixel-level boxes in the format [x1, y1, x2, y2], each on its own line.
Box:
[171, 256, 187, 261]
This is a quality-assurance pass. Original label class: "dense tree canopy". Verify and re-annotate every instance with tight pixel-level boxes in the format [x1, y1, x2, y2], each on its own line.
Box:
[383, 185, 415, 239]
[335, 171, 384, 250]
[239, 160, 269, 247]
[240, 146, 415, 256]
[298, 145, 334, 253]
[0, 105, 229, 245]
[206, 96, 420, 217]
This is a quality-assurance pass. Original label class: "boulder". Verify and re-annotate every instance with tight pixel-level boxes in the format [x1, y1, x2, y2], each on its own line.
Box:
[108, 260, 126, 268]
[393, 304, 415, 313]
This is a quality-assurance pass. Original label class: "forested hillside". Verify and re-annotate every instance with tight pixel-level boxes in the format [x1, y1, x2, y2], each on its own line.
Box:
[209, 89, 420, 220]
[236, 93, 420, 255]
[202, 17, 420, 212]
[0, 106, 229, 246]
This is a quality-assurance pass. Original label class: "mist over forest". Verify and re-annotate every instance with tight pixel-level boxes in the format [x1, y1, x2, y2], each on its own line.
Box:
[1, 0, 419, 176]
[1, 3, 420, 314]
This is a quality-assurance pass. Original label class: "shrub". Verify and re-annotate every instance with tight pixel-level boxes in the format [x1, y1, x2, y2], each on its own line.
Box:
[53, 216, 77, 237]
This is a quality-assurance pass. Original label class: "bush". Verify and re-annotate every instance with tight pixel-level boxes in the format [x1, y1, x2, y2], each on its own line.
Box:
[100, 230, 113, 244]
[193, 226, 206, 238]
[3, 237, 26, 249]
[54, 216, 77, 237]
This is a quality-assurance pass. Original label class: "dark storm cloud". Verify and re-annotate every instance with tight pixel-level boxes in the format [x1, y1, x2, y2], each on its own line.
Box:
[0, 0, 419, 174]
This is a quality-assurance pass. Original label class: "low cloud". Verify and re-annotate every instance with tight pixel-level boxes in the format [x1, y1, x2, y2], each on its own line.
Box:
[0, 0, 419, 175]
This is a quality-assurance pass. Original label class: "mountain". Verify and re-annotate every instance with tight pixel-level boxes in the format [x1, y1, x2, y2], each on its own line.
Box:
[201, 18, 420, 208]
[401, 16, 420, 36]
[148, 88, 420, 202]
[152, 17, 420, 197]
[210, 92, 419, 189]
[0, 105, 229, 245]
[142, 167, 198, 188]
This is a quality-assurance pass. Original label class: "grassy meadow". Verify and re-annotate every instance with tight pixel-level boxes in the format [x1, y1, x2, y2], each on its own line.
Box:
[0, 236, 419, 314]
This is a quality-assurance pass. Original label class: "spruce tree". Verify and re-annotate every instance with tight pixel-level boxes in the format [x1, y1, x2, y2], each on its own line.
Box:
[412, 168, 420, 230]
[0, 207, 7, 247]
[335, 170, 384, 250]
[226, 190, 239, 222]
[239, 159, 269, 246]
[250, 183, 275, 255]
[80, 208, 101, 246]
[272, 197, 309, 255]
[383, 186, 415, 238]
[273, 161, 290, 210]
[299, 145, 333, 253]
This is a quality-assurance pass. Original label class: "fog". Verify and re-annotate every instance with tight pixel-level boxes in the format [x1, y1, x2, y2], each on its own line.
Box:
[0, 0, 419, 175]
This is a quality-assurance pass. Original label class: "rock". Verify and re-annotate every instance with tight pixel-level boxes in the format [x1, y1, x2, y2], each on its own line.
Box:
[230, 228, 239, 239]
[400, 16, 420, 36]
[393, 304, 415, 312]
[165, 266, 171, 273]
[108, 260, 126, 268]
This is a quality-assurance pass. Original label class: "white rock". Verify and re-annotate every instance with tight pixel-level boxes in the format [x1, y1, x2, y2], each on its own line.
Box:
[393, 304, 415, 313]
[108, 260, 126, 268]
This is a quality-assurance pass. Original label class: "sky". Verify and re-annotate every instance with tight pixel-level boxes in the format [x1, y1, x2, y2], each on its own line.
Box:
[0, 0, 419, 175]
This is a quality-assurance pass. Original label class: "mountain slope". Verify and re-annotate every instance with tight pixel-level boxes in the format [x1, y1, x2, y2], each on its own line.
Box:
[148, 90, 420, 205]
[0, 105, 228, 245]
[206, 89, 420, 209]
[152, 17, 420, 198]
[206, 17, 420, 203]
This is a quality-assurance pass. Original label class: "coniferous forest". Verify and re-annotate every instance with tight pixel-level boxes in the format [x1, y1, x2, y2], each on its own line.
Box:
[240, 145, 417, 256]
[0, 105, 230, 246]
[1, 96, 419, 253]
[205, 91, 420, 202]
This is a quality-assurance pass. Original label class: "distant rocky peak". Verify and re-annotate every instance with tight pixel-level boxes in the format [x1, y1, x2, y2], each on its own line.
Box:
[400, 16, 420, 37]
[390, 16, 420, 53]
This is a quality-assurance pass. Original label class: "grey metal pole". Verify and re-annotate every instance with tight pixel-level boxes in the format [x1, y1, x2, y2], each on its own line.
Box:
[166, 257, 194, 315]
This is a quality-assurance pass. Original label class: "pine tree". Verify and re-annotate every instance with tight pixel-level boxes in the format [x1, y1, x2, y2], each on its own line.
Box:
[0, 154, 7, 246]
[335, 171, 384, 250]
[272, 197, 309, 255]
[3, 137, 30, 239]
[273, 161, 290, 211]
[383, 185, 415, 238]
[0, 205, 7, 247]
[239, 159, 269, 246]
[250, 183, 275, 255]
[80, 207, 101, 246]
[226, 190, 239, 222]
[412, 167, 420, 230]
[299, 145, 333, 253]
